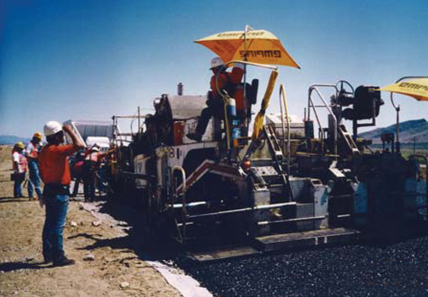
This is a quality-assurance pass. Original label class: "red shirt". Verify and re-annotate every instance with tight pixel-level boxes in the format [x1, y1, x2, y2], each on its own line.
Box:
[39, 144, 77, 185]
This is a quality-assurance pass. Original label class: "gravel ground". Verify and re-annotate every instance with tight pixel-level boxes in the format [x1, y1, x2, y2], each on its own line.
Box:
[185, 238, 428, 297]
[0, 146, 181, 297]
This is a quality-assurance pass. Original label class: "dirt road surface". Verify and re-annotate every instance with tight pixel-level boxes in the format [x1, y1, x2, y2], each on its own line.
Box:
[0, 146, 182, 297]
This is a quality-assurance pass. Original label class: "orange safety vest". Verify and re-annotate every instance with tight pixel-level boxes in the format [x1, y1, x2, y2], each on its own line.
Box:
[26, 142, 39, 159]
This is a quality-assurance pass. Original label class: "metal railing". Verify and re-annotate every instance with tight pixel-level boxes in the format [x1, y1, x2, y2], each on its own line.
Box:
[307, 84, 339, 155]
[172, 166, 187, 242]
[279, 84, 291, 176]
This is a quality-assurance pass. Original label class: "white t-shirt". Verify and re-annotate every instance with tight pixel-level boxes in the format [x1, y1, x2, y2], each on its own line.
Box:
[13, 151, 26, 173]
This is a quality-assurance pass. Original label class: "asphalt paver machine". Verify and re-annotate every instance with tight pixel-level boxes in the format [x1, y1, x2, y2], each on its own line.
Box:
[112, 69, 427, 261]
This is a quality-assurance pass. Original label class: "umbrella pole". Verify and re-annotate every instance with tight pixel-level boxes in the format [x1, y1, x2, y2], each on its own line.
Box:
[243, 25, 253, 104]
[215, 67, 231, 150]
[243, 26, 248, 101]
[396, 105, 400, 153]
[391, 93, 400, 153]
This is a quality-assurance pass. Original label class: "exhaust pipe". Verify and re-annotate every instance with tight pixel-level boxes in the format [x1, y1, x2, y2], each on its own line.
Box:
[178, 83, 183, 96]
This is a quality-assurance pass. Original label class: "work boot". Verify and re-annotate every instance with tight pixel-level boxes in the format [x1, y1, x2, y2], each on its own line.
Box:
[43, 255, 53, 264]
[186, 132, 202, 142]
[53, 256, 75, 267]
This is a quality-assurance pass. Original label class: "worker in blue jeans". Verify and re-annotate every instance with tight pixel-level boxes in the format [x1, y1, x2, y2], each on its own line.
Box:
[39, 122, 84, 266]
[25, 132, 43, 200]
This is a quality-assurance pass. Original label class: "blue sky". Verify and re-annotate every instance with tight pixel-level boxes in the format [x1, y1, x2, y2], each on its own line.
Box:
[1, 0, 427, 137]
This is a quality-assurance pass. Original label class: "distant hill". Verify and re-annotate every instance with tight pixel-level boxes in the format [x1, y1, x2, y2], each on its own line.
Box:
[359, 119, 428, 145]
[0, 135, 31, 145]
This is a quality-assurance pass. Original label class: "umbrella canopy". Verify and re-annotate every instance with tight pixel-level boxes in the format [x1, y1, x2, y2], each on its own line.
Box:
[379, 78, 428, 101]
[195, 29, 300, 68]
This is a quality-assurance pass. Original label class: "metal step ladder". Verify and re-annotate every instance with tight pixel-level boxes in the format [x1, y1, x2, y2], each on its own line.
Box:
[264, 125, 285, 166]
[338, 124, 360, 155]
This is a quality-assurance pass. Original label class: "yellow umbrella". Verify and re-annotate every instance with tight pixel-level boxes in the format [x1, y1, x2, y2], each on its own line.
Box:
[378, 76, 428, 152]
[379, 78, 428, 101]
[195, 29, 300, 68]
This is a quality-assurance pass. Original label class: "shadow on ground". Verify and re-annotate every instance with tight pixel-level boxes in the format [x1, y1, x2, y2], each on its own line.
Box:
[0, 196, 31, 204]
[0, 261, 48, 272]
[75, 194, 178, 262]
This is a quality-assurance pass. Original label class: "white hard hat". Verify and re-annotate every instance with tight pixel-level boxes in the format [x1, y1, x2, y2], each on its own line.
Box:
[210, 57, 223, 69]
[44, 121, 63, 137]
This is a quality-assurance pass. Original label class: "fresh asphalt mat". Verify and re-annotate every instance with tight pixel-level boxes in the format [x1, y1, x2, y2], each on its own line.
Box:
[183, 237, 428, 297]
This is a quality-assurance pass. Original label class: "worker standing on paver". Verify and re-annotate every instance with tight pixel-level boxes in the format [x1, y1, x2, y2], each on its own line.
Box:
[38, 121, 85, 266]
[12, 142, 27, 198]
[25, 132, 43, 200]
[187, 57, 244, 142]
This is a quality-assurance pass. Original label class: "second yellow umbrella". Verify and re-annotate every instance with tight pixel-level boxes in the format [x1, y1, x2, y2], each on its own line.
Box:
[379, 78, 428, 101]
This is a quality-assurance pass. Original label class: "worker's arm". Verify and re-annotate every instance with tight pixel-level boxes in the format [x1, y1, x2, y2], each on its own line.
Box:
[63, 125, 85, 150]
[25, 143, 37, 160]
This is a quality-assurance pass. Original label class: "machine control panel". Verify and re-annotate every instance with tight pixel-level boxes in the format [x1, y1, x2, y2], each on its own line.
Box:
[253, 166, 278, 176]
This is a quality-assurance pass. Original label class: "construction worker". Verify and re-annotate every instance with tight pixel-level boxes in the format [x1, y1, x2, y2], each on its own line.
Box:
[83, 144, 101, 202]
[38, 121, 85, 266]
[12, 142, 27, 198]
[25, 132, 43, 200]
[187, 57, 244, 142]
[70, 150, 85, 197]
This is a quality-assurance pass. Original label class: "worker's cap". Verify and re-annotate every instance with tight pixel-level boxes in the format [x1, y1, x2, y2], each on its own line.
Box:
[210, 57, 223, 69]
[90, 144, 100, 152]
[33, 132, 43, 140]
[15, 142, 25, 149]
[43, 121, 63, 137]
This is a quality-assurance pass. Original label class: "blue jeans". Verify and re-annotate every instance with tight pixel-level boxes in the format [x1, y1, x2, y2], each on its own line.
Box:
[83, 161, 96, 202]
[28, 160, 43, 198]
[13, 172, 25, 198]
[42, 185, 70, 261]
